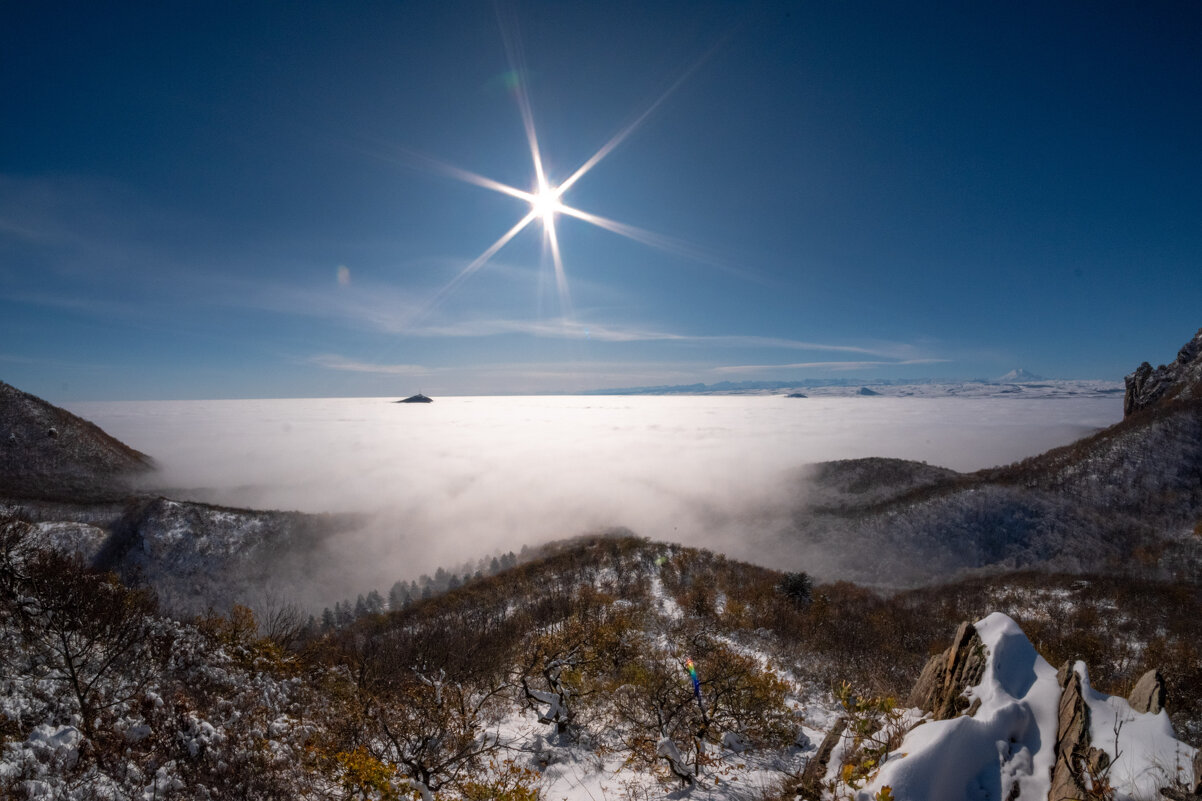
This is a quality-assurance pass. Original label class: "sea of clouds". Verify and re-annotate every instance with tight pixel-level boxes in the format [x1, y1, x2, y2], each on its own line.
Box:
[68, 394, 1122, 592]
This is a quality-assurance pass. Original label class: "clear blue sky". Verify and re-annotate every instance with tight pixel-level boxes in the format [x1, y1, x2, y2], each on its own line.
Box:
[3, 2, 1201, 400]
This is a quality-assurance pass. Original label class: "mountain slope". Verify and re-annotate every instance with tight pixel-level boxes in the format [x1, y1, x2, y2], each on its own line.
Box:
[0, 380, 151, 500]
[3, 526, 1199, 800]
[778, 330, 1202, 587]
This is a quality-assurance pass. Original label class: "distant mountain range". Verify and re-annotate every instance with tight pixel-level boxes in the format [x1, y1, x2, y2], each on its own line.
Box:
[578, 373, 1113, 396]
[580, 377, 1124, 399]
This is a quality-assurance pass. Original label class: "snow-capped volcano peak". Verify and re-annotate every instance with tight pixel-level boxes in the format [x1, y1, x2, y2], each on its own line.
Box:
[998, 368, 1045, 382]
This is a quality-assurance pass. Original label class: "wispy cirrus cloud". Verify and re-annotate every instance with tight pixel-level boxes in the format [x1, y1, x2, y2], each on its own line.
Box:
[308, 354, 434, 376]
[406, 317, 920, 358]
[713, 358, 951, 374]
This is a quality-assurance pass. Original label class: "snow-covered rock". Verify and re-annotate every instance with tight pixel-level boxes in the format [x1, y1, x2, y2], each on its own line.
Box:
[859, 613, 1197, 801]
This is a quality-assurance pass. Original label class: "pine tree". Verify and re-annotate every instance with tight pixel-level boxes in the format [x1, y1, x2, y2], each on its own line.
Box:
[389, 581, 406, 610]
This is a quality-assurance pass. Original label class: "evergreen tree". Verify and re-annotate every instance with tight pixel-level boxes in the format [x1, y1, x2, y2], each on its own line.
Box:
[777, 571, 813, 607]
[389, 581, 406, 610]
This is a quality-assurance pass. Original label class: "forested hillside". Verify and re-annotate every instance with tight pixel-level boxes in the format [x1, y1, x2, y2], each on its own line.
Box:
[4, 521, 1200, 799]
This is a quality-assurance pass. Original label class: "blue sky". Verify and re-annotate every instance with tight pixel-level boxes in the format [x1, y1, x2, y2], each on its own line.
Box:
[3, 2, 1201, 400]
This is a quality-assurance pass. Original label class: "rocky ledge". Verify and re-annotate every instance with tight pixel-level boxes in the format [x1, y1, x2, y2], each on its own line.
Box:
[1125, 328, 1202, 417]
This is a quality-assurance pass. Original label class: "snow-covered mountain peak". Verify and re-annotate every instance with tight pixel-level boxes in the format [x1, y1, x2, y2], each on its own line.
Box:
[998, 368, 1045, 382]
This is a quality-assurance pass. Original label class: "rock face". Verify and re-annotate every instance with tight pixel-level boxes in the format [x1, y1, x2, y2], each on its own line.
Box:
[874, 618, 1197, 801]
[1050, 662, 1110, 801]
[1124, 327, 1202, 416]
[907, 620, 987, 720]
[0, 381, 152, 500]
[1127, 668, 1167, 714]
[796, 718, 845, 800]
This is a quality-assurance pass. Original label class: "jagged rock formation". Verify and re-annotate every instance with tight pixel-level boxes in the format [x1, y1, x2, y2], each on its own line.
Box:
[1128, 668, 1167, 715]
[907, 620, 987, 720]
[1125, 327, 1202, 416]
[855, 614, 1199, 801]
[1050, 661, 1111, 801]
[0, 381, 152, 500]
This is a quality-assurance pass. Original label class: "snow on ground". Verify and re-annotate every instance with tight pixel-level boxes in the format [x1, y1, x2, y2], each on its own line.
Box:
[492, 707, 808, 801]
[648, 571, 684, 622]
[1077, 662, 1197, 799]
[859, 612, 1197, 801]
[31, 521, 107, 561]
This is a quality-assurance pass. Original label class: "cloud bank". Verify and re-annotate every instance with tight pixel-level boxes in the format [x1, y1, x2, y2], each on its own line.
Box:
[69, 395, 1121, 602]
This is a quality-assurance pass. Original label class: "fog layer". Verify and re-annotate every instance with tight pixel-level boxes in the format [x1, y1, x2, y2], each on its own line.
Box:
[69, 395, 1122, 592]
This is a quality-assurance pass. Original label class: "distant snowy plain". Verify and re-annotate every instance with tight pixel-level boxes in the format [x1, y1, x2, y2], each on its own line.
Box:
[68, 392, 1123, 580]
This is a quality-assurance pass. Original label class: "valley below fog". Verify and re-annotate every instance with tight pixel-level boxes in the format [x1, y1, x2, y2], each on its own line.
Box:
[66, 393, 1123, 587]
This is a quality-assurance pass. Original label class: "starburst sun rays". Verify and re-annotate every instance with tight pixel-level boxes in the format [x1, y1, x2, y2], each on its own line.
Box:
[415, 27, 719, 328]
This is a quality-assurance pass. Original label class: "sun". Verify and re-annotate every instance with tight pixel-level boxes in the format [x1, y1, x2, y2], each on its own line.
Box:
[415, 32, 712, 324]
[530, 182, 562, 225]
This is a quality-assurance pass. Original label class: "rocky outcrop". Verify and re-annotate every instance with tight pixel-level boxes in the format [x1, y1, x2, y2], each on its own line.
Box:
[0, 381, 152, 500]
[907, 621, 987, 720]
[1124, 327, 1202, 417]
[1128, 668, 1167, 714]
[796, 719, 845, 800]
[1050, 662, 1111, 801]
[896, 621, 1190, 801]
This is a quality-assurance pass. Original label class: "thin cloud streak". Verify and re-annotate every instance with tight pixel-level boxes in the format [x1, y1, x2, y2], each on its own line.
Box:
[714, 358, 952, 374]
[407, 317, 924, 357]
[309, 354, 434, 376]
